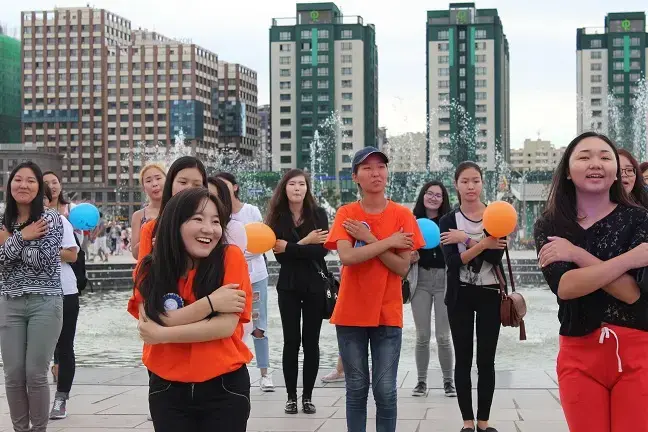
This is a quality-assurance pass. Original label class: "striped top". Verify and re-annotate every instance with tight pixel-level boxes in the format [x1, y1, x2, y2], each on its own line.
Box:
[0, 208, 64, 297]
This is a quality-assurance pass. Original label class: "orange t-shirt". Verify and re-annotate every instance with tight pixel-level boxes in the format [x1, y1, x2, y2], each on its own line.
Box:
[137, 219, 155, 262]
[127, 245, 253, 383]
[324, 201, 424, 328]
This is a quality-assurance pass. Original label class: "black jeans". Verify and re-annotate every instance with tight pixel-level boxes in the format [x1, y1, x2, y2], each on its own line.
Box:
[53, 293, 80, 394]
[277, 288, 325, 400]
[448, 283, 501, 421]
[149, 365, 250, 432]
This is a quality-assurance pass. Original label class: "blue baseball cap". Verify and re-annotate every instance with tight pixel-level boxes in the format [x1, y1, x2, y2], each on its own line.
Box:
[352, 146, 389, 173]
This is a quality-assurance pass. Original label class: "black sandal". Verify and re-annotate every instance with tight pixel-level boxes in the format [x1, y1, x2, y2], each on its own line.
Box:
[302, 398, 316, 414]
[284, 398, 298, 414]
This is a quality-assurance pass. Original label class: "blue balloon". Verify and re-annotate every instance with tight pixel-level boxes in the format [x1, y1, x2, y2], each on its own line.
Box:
[69, 203, 100, 230]
[417, 218, 440, 249]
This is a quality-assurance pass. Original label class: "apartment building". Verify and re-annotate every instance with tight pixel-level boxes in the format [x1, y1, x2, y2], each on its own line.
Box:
[270, 2, 378, 175]
[218, 61, 259, 158]
[576, 11, 647, 159]
[510, 138, 565, 171]
[427, 2, 510, 170]
[259, 104, 272, 170]
[0, 26, 21, 143]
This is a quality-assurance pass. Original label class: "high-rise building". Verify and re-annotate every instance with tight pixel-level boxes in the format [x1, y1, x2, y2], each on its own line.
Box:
[0, 26, 21, 143]
[259, 104, 272, 170]
[510, 138, 566, 171]
[20, 7, 253, 218]
[217, 61, 259, 158]
[426, 2, 510, 170]
[269, 2, 378, 175]
[576, 12, 647, 159]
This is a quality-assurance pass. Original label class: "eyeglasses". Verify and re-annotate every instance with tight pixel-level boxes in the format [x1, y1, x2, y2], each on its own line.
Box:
[425, 192, 443, 199]
[621, 168, 637, 177]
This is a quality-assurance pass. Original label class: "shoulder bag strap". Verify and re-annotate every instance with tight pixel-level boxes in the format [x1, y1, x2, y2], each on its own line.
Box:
[505, 245, 515, 293]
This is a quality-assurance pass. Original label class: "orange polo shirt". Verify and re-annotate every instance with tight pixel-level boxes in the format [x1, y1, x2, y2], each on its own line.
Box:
[127, 245, 253, 383]
[325, 201, 425, 328]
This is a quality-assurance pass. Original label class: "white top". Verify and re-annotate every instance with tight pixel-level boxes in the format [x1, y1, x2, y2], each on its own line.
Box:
[60, 215, 79, 295]
[225, 220, 247, 253]
[230, 203, 268, 284]
[455, 210, 498, 286]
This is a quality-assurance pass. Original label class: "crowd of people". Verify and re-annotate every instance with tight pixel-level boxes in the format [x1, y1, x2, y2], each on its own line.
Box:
[1, 131, 648, 432]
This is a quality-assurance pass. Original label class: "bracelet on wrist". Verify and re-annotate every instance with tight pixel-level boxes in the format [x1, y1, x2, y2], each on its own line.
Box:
[205, 295, 215, 314]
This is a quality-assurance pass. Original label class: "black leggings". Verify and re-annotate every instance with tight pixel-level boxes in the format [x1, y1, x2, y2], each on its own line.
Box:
[149, 366, 250, 432]
[448, 283, 501, 421]
[277, 289, 325, 400]
[53, 293, 80, 394]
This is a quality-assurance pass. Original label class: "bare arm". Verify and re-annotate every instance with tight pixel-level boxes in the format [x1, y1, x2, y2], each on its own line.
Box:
[161, 314, 240, 343]
[131, 211, 142, 259]
[60, 247, 78, 263]
[459, 240, 488, 265]
[558, 252, 636, 300]
[337, 238, 395, 266]
[364, 236, 414, 277]
[571, 249, 640, 303]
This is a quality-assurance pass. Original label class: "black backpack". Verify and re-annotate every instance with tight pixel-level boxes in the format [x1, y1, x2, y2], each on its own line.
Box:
[70, 234, 88, 293]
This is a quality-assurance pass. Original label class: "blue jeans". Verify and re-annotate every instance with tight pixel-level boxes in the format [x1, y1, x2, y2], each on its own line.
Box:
[336, 325, 402, 432]
[251, 278, 269, 369]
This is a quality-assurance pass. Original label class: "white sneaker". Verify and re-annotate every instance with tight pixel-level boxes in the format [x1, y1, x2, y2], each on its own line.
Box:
[147, 412, 152, 421]
[260, 375, 275, 392]
[321, 370, 345, 383]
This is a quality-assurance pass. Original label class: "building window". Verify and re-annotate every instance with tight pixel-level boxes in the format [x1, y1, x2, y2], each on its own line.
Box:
[280, 119, 291, 126]
[318, 55, 328, 63]
[317, 80, 329, 89]
[631, 37, 641, 46]
[301, 42, 311, 51]
[590, 39, 602, 49]
[342, 67, 352, 75]
[475, 42, 486, 50]
[317, 67, 328, 76]
[438, 56, 449, 64]
[438, 43, 449, 51]
[302, 80, 312, 89]
[613, 86, 624, 94]
[280, 43, 291, 51]
[475, 54, 486, 63]
[280, 156, 292, 164]
[476, 67, 486, 75]
[318, 29, 329, 38]
[342, 92, 352, 100]
[630, 49, 641, 58]
[613, 62, 623, 71]
[459, 93, 466, 102]
[301, 55, 312, 64]
[280, 69, 291, 77]
[280, 94, 291, 101]
[439, 93, 450, 102]
[476, 92, 487, 100]
[318, 94, 329, 102]
[590, 63, 602, 71]
[342, 55, 352, 63]
[438, 30, 449, 40]
[302, 68, 313, 76]
[343, 117, 353, 125]
[318, 42, 329, 51]
[591, 86, 602, 95]
[590, 51, 602, 59]
[280, 131, 292, 139]
[613, 50, 624, 59]
[475, 79, 487, 87]
[280, 143, 291, 151]
[459, 55, 466, 65]
[591, 75, 602, 83]
[459, 80, 466, 89]
[341, 42, 352, 51]
[475, 104, 486, 113]
[280, 81, 291, 89]
[280, 32, 291, 41]
[342, 104, 352, 112]
[280, 56, 291, 65]
[341, 80, 352, 88]
[459, 30, 466, 40]
[280, 106, 291, 113]
[342, 142, 353, 150]
[438, 80, 449, 89]
[475, 29, 487, 39]
[301, 94, 313, 102]
[613, 38, 623, 47]
[591, 98, 601, 107]
[630, 73, 641, 82]
[341, 30, 353, 39]
[631, 61, 641, 70]
[301, 30, 312, 39]
[459, 68, 466, 77]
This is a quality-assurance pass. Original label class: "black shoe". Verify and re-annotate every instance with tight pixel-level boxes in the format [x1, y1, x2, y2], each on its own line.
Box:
[444, 381, 457, 397]
[411, 381, 427, 397]
[284, 398, 298, 414]
[302, 398, 316, 414]
[477, 427, 498, 432]
[460, 428, 475, 432]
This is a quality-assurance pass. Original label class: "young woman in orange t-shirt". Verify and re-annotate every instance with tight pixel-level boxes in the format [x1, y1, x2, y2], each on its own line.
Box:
[128, 188, 253, 431]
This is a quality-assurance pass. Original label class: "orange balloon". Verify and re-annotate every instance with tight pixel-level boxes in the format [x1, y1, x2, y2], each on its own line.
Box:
[483, 201, 518, 238]
[244, 222, 277, 254]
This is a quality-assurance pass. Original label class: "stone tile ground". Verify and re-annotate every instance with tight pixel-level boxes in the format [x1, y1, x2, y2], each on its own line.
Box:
[0, 367, 567, 432]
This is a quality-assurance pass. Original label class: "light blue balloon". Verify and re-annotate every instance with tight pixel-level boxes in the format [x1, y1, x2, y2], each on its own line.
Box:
[69, 203, 100, 230]
[417, 218, 440, 249]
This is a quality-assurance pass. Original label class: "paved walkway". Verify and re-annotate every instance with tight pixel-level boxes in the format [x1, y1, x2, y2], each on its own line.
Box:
[0, 367, 567, 432]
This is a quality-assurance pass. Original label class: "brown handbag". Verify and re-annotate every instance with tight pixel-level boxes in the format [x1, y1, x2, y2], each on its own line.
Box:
[495, 246, 527, 341]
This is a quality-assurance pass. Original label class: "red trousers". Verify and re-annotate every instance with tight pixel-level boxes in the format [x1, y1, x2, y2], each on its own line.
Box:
[558, 324, 648, 432]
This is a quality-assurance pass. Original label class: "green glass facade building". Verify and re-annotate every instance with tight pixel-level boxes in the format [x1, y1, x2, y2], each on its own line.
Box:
[426, 3, 510, 171]
[270, 2, 378, 176]
[0, 31, 21, 143]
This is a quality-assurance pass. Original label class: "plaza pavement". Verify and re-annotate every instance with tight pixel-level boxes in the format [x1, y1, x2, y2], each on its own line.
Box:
[0, 366, 567, 432]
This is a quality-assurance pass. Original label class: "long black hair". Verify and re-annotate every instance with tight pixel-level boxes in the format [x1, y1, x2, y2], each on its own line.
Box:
[152, 156, 207, 238]
[207, 176, 233, 218]
[42, 171, 70, 205]
[3, 161, 46, 232]
[454, 161, 483, 205]
[215, 172, 240, 199]
[136, 188, 229, 325]
[413, 180, 451, 220]
[617, 148, 648, 208]
[541, 131, 635, 238]
[265, 169, 319, 234]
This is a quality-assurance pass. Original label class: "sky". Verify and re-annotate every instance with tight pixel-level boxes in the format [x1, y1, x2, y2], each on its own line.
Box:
[4, 0, 647, 148]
